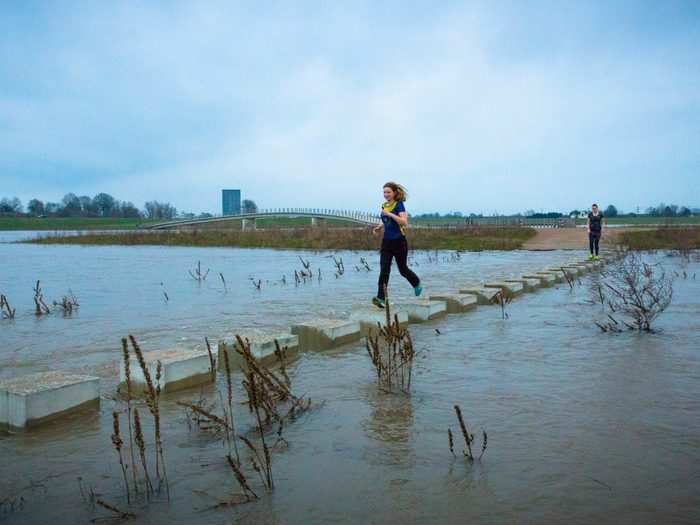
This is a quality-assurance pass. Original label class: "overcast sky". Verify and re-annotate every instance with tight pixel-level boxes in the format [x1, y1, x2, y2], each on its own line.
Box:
[1, 1, 698, 215]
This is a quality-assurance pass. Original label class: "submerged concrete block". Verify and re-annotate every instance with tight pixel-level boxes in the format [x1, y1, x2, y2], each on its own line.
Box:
[569, 261, 593, 272]
[484, 281, 524, 296]
[350, 306, 409, 335]
[291, 319, 361, 351]
[458, 286, 499, 305]
[0, 371, 99, 430]
[522, 273, 557, 286]
[429, 293, 478, 313]
[547, 266, 581, 277]
[537, 270, 564, 283]
[401, 299, 447, 322]
[504, 277, 541, 292]
[121, 348, 213, 393]
[218, 330, 299, 369]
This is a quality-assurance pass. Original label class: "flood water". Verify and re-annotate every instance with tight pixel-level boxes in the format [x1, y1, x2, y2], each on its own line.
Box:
[1, 233, 699, 524]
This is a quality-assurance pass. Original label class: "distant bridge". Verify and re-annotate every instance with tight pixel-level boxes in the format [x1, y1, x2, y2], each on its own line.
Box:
[148, 208, 381, 230]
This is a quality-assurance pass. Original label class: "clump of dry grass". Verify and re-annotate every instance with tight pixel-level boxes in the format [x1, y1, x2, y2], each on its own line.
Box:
[52, 290, 79, 315]
[365, 286, 416, 394]
[490, 289, 514, 320]
[110, 336, 169, 502]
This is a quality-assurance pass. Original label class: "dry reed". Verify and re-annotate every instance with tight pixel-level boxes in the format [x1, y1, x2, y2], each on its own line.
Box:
[490, 289, 514, 320]
[225, 454, 258, 503]
[188, 260, 209, 281]
[133, 408, 154, 496]
[0, 294, 15, 319]
[120, 338, 139, 495]
[452, 405, 488, 462]
[110, 412, 130, 502]
[204, 336, 216, 381]
[33, 280, 50, 315]
[222, 346, 241, 465]
[127, 335, 169, 499]
[94, 499, 136, 521]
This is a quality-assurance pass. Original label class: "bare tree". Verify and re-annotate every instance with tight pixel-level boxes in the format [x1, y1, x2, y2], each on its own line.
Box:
[596, 252, 674, 332]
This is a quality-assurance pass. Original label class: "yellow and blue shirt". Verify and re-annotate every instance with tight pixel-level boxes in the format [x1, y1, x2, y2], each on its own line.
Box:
[382, 201, 406, 240]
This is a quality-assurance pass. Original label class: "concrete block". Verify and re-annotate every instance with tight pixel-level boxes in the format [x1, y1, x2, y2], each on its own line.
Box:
[121, 348, 213, 393]
[535, 269, 565, 283]
[484, 281, 524, 296]
[291, 319, 361, 351]
[504, 277, 541, 292]
[429, 293, 478, 313]
[522, 273, 556, 286]
[562, 265, 585, 276]
[218, 330, 299, 369]
[350, 306, 409, 335]
[0, 371, 99, 430]
[547, 266, 581, 277]
[458, 286, 499, 305]
[401, 299, 447, 322]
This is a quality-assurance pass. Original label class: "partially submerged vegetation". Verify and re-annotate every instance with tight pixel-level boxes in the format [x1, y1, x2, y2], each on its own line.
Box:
[25, 226, 536, 251]
[617, 227, 700, 251]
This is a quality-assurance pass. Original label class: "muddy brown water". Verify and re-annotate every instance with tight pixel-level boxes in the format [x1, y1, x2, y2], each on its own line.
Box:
[1, 237, 699, 524]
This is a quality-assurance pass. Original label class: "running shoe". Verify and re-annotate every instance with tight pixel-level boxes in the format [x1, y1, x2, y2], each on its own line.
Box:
[593, 255, 600, 261]
[588, 254, 595, 261]
[372, 297, 385, 309]
[414, 283, 423, 297]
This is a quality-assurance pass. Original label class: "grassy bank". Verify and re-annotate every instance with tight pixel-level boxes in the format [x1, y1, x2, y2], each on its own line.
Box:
[26, 226, 536, 251]
[0, 216, 372, 231]
[0, 217, 159, 230]
[617, 227, 700, 250]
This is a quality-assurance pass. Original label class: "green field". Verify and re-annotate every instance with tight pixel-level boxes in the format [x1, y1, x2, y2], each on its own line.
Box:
[0, 217, 160, 230]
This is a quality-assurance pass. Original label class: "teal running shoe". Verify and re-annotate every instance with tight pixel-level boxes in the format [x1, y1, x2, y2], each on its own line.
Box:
[414, 283, 423, 297]
[372, 297, 385, 309]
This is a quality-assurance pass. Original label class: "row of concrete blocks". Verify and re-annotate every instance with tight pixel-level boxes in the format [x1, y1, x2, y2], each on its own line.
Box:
[1, 253, 623, 430]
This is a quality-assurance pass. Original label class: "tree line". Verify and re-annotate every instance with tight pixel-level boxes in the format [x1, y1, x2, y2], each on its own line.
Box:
[0, 193, 178, 220]
[568, 203, 695, 218]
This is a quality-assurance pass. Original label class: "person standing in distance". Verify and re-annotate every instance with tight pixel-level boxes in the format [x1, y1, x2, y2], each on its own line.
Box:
[371, 182, 422, 308]
[587, 203, 604, 260]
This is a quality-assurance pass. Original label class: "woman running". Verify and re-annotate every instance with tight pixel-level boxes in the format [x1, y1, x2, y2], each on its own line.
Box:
[372, 182, 422, 308]
[587, 203, 604, 260]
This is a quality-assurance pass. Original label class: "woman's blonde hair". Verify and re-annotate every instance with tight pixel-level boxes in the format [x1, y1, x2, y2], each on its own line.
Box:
[383, 182, 408, 202]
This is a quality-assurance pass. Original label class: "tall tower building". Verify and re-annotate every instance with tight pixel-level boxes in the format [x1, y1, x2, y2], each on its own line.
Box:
[222, 189, 241, 215]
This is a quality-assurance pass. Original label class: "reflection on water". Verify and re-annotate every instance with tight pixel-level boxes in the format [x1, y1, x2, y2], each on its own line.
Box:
[1, 240, 699, 524]
[363, 389, 415, 467]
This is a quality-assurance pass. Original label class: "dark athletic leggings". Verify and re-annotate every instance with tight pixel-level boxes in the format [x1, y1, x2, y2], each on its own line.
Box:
[589, 232, 601, 255]
[377, 237, 420, 300]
